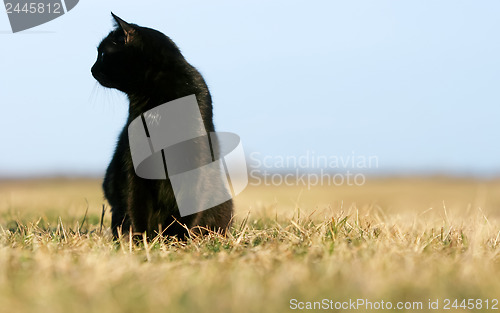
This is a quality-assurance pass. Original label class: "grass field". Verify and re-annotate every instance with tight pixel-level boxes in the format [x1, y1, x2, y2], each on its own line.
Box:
[0, 177, 499, 312]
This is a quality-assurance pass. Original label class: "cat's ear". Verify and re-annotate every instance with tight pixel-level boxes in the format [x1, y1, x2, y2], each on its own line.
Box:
[111, 12, 136, 44]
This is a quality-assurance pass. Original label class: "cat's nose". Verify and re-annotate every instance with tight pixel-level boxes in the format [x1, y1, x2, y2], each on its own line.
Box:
[91, 65, 100, 80]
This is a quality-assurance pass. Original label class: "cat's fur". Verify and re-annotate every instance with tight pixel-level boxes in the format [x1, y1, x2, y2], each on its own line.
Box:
[91, 13, 233, 239]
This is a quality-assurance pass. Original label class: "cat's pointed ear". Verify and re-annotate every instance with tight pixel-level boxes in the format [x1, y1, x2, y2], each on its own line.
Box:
[111, 12, 136, 44]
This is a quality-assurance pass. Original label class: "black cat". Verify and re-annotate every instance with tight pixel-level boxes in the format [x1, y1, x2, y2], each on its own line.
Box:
[91, 13, 233, 239]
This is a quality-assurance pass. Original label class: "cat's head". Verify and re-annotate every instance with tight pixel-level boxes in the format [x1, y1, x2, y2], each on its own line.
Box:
[91, 13, 184, 94]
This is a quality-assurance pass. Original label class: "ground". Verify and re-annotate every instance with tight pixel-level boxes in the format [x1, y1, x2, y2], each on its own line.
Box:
[0, 177, 499, 313]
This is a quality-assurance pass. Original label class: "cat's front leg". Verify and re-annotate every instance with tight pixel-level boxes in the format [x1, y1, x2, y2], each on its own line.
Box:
[126, 177, 154, 237]
[111, 207, 131, 238]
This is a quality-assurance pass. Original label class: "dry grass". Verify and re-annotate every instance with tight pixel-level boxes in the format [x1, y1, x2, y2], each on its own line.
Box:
[0, 177, 499, 312]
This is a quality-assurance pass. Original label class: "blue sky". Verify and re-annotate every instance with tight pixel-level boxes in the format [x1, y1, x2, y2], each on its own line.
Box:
[0, 1, 499, 177]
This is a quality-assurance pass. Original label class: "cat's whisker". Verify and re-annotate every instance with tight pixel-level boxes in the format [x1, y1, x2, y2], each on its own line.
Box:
[88, 82, 99, 106]
[106, 88, 120, 113]
[110, 89, 123, 109]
